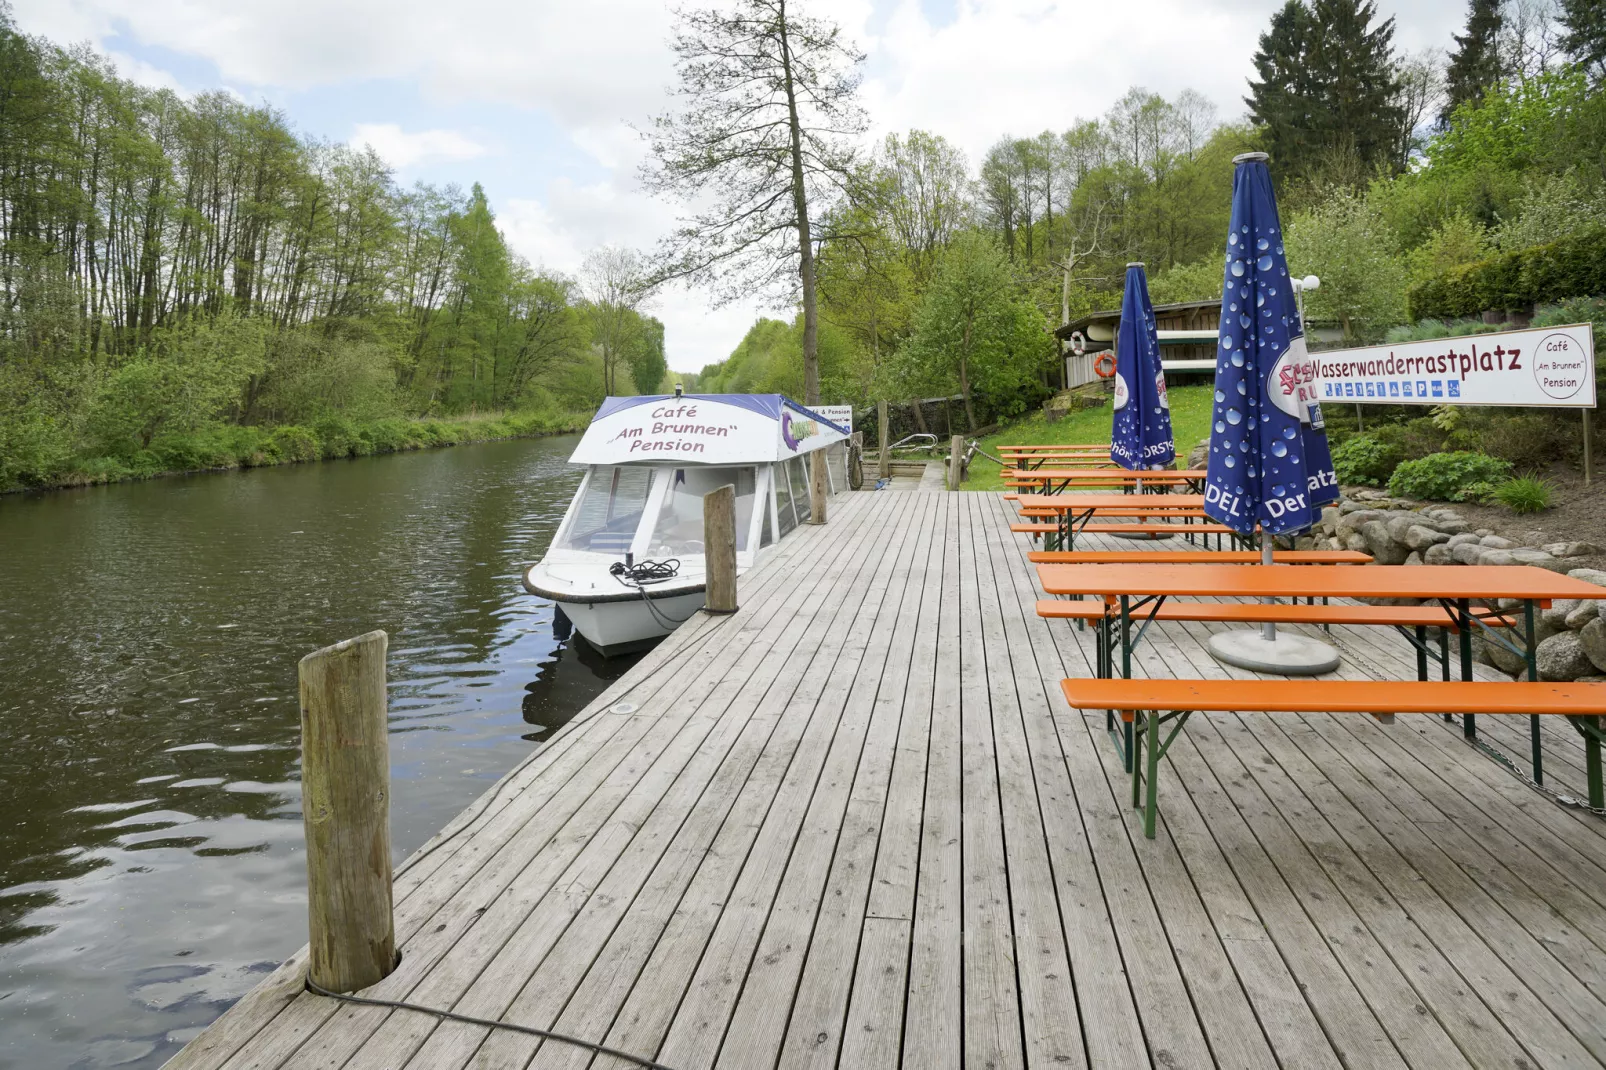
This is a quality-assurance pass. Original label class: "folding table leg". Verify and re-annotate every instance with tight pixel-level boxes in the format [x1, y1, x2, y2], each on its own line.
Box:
[1525, 600, 1542, 786]
[1458, 599, 1476, 740]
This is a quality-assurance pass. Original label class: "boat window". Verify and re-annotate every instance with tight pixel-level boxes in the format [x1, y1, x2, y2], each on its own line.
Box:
[559, 466, 653, 554]
[825, 442, 847, 495]
[789, 456, 812, 524]
[645, 467, 756, 556]
[774, 462, 798, 538]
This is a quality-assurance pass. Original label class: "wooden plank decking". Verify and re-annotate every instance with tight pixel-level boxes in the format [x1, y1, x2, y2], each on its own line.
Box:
[171, 490, 1606, 1070]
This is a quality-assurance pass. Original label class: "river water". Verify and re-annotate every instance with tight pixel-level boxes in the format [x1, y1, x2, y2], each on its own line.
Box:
[0, 435, 641, 1069]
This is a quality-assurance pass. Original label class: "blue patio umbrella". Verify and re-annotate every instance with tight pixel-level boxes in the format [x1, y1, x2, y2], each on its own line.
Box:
[1203, 152, 1341, 675]
[1109, 263, 1175, 471]
[1203, 153, 1338, 539]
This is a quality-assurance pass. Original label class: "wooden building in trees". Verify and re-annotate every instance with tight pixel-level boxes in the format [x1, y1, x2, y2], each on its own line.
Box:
[1054, 297, 1222, 387]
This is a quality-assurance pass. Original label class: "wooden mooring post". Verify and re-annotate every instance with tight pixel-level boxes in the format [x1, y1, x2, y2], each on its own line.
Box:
[948, 434, 965, 491]
[704, 484, 738, 613]
[808, 450, 827, 524]
[877, 399, 890, 480]
[298, 630, 395, 993]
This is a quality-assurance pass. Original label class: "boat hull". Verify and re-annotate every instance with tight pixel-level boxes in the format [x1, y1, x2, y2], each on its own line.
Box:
[523, 567, 706, 655]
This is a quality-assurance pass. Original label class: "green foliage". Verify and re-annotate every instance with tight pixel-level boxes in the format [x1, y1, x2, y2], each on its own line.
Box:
[896, 233, 1055, 428]
[1460, 480, 1500, 504]
[1387, 450, 1512, 500]
[1148, 257, 1223, 304]
[1408, 227, 1606, 319]
[1284, 189, 1409, 340]
[1493, 474, 1555, 513]
[1331, 434, 1404, 486]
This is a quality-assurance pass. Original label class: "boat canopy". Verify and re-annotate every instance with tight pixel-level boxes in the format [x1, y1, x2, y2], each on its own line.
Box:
[568, 394, 850, 466]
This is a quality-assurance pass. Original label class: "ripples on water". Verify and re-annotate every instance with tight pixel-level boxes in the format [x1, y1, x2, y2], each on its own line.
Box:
[0, 435, 642, 1068]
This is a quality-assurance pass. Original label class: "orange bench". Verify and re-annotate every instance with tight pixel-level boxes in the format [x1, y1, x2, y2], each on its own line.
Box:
[1027, 550, 1373, 565]
[1059, 678, 1606, 837]
[1011, 522, 1235, 548]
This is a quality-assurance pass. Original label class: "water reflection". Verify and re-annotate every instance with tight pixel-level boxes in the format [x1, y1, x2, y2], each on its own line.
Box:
[0, 435, 637, 1069]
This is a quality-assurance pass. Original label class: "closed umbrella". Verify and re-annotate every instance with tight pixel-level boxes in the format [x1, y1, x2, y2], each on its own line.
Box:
[1109, 262, 1175, 474]
[1203, 151, 1341, 675]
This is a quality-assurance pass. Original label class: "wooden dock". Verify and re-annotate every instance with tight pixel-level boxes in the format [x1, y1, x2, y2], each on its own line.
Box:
[172, 491, 1606, 1070]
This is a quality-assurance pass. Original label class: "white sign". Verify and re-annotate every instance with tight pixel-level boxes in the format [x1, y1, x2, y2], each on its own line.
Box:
[1313, 323, 1596, 408]
[569, 395, 848, 466]
[813, 405, 853, 432]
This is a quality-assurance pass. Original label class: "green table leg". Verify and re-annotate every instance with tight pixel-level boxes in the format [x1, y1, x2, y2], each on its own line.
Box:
[1459, 598, 1476, 739]
[1143, 709, 1161, 839]
[1526, 600, 1542, 785]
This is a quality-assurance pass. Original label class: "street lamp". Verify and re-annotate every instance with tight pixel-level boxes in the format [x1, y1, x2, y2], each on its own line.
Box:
[1291, 274, 1320, 325]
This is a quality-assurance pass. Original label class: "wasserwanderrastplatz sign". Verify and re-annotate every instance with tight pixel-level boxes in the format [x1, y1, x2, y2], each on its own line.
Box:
[1311, 323, 1596, 408]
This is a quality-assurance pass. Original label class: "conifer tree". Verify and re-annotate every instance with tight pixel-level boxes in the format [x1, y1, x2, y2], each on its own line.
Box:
[1246, 0, 1404, 182]
[1443, 0, 1505, 124]
[1559, 0, 1606, 77]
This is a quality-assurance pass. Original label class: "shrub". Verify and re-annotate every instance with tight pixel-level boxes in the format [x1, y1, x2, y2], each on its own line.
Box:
[1460, 480, 1500, 504]
[1331, 434, 1404, 486]
[1408, 228, 1606, 320]
[1493, 474, 1554, 513]
[269, 425, 320, 463]
[1387, 450, 1512, 501]
[1470, 410, 1578, 469]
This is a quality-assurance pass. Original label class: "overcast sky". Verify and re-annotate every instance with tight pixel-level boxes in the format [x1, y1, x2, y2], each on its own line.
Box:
[16, 0, 1470, 373]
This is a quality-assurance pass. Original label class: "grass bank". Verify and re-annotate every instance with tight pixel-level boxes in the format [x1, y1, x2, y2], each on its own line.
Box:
[961, 383, 1215, 491]
[4, 409, 590, 494]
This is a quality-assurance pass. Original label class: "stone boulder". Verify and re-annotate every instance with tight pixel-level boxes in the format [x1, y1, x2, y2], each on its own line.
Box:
[1446, 531, 1480, 548]
[1543, 599, 1581, 626]
[1476, 635, 1529, 675]
[1451, 542, 1485, 565]
[1423, 542, 1455, 565]
[1404, 524, 1450, 550]
[1568, 568, 1606, 587]
[1478, 548, 1516, 567]
[1359, 520, 1410, 565]
[1480, 534, 1515, 549]
[1580, 618, 1606, 673]
[1566, 601, 1600, 629]
[1537, 632, 1595, 680]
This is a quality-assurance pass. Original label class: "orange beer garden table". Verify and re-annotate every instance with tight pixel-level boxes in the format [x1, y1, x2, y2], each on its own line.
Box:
[1038, 562, 1606, 786]
[1004, 468, 1207, 494]
[997, 445, 1113, 469]
[1014, 493, 1217, 549]
[1036, 560, 1606, 694]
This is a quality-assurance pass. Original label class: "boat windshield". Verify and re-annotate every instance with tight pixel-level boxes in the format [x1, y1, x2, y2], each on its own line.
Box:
[646, 466, 756, 556]
[560, 466, 654, 554]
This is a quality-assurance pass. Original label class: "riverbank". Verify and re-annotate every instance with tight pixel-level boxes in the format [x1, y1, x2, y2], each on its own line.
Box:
[2, 409, 590, 495]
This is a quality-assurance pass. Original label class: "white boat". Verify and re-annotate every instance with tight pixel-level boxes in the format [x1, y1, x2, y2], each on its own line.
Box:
[523, 392, 853, 655]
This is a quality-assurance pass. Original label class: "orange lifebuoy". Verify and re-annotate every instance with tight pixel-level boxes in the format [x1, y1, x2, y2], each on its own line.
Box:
[1093, 352, 1116, 379]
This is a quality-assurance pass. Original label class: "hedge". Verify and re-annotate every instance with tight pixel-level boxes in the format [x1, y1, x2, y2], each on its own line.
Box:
[1408, 227, 1606, 321]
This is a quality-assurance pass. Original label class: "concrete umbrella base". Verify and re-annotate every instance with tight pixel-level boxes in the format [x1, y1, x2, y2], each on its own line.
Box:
[1207, 629, 1341, 676]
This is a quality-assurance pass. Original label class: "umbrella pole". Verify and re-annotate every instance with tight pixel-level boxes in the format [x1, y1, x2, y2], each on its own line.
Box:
[1261, 529, 1276, 642]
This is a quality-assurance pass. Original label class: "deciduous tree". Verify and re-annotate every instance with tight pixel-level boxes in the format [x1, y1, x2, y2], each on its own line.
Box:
[642, 0, 864, 404]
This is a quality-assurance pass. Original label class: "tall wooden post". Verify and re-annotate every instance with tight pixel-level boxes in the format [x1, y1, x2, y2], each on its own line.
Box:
[703, 485, 738, 613]
[299, 630, 395, 993]
[877, 399, 890, 480]
[949, 435, 965, 491]
[808, 450, 827, 524]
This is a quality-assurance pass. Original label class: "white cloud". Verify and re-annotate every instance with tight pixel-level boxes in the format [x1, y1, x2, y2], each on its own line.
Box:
[350, 123, 489, 169]
[16, 0, 1471, 372]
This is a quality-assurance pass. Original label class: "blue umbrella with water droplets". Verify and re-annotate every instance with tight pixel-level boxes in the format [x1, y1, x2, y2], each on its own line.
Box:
[1109, 263, 1175, 471]
[1202, 153, 1338, 539]
[1202, 152, 1341, 677]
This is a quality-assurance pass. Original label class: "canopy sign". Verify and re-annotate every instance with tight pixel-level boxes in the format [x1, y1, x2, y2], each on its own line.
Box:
[1314, 323, 1596, 408]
